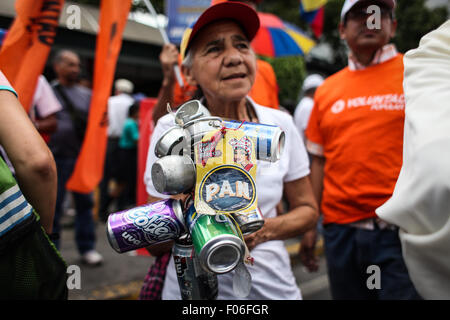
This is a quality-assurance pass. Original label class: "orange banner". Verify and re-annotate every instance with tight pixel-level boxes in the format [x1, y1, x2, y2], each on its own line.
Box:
[0, 0, 64, 112]
[66, 0, 132, 193]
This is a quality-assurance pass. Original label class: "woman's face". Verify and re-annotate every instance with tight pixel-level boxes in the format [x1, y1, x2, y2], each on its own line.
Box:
[184, 20, 257, 104]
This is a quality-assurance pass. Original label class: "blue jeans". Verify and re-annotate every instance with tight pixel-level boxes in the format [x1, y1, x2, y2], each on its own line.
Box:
[323, 223, 421, 300]
[52, 157, 96, 255]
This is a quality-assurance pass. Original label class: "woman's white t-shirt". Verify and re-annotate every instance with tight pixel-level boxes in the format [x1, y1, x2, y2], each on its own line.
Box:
[144, 98, 310, 300]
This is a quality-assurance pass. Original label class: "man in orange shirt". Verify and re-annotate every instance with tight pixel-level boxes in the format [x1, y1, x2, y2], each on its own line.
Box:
[300, 0, 420, 299]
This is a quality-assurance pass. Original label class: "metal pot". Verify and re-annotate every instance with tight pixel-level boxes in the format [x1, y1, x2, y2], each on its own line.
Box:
[151, 155, 196, 195]
[154, 126, 186, 158]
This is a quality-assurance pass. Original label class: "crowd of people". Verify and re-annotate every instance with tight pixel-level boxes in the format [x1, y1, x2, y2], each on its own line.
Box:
[0, 0, 449, 300]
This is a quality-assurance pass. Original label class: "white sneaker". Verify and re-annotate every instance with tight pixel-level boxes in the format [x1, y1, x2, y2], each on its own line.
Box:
[81, 250, 103, 266]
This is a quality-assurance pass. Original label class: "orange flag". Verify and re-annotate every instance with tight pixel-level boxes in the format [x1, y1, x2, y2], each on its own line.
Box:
[0, 0, 64, 111]
[66, 0, 132, 193]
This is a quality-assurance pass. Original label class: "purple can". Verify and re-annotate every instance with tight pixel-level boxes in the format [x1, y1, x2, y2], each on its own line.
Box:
[106, 199, 186, 253]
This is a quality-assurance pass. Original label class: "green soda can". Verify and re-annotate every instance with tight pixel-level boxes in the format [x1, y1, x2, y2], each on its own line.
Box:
[185, 204, 245, 274]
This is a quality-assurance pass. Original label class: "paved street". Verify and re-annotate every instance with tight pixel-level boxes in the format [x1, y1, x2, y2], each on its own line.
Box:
[59, 216, 331, 300]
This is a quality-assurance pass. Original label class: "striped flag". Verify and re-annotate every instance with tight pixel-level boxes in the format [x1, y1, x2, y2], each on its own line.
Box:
[299, 0, 327, 38]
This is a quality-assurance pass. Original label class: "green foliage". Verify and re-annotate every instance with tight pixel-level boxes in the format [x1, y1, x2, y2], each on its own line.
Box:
[260, 0, 309, 30]
[257, 0, 311, 110]
[393, 0, 449, 53]
[322, 0, 347, 70]
[259, 55, 306, 112]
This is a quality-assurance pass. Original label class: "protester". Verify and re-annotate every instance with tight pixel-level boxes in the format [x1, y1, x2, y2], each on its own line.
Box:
[48, 49, 103, 266]
[143, 2, 318, 300]
[0, 70, 68, 299]
[114, 102, 140, 210]
[293, 74, 324, 142]
[300, 0, 421, 299]
[141, 0, 282, 300]
[376, 20, 450, 299]
[151, 0, 279, 124]
[98, 78, 135, 222]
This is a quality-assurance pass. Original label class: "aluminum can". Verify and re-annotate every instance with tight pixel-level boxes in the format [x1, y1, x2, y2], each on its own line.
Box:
[231, 207, 264, 235]
[182, 117, 223, 160]
[107, 199, 185, 253]
[223, 120, 285, 162]
[151, 155, 196, 195]
[174, 99, 211, 126]
[173, 236, 218, 300]
[185, 204, 245, 274]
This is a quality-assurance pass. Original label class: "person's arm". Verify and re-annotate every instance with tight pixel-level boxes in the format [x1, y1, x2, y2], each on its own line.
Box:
[152, 44, 180, 124]
[299, 154, 325, 272]
[309, 154, 325, 205]
[0, 90, 57, 234]
[244, 176, 319, 250]
[132, 120, 140, 143]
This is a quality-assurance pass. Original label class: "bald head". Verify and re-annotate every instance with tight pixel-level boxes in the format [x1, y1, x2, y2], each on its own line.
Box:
[53, 49, 81, 86]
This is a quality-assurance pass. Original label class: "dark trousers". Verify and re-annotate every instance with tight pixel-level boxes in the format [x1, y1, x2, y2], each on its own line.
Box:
[323, 223, 421, 300]
[52, 157, 96, 255]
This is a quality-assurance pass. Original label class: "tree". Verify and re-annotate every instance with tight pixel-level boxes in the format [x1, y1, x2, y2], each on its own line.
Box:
[259, 55, 306, 113]
[394, 0, 448, 54]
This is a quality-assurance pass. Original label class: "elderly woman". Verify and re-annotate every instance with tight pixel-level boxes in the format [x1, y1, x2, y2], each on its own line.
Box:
[143, 2, 318, 300]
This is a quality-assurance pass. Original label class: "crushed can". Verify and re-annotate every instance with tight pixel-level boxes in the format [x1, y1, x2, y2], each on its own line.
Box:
[185, 204, 245, 274]
[106, 199, 185, 253]
[231, 207, 264, 235]
[173, 235, 218, 300]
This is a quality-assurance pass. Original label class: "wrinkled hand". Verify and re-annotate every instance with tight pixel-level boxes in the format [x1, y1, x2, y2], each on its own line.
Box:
[159, 43, 179, 80]
[299, 229, 319, 272]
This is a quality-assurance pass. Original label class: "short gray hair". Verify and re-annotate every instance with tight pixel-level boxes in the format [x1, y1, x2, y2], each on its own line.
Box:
[182, 48, 194, 68]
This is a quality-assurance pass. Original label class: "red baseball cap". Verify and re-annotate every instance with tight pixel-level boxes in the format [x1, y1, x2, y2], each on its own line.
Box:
[180, 2, 260, 60]
[211, 0, 263, 4]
